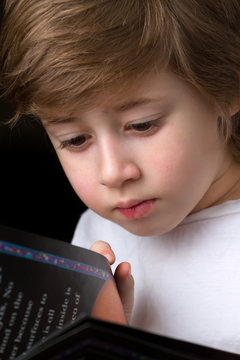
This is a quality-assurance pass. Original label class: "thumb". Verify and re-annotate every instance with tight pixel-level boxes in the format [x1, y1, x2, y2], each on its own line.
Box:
[114, 262, 134, 324]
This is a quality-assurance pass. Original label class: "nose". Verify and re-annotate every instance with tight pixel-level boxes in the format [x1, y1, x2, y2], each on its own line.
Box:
[99, 139, 141, 188]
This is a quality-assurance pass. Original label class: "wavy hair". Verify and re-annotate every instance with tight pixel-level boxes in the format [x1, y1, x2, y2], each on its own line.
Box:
[1, 0, 240, 158]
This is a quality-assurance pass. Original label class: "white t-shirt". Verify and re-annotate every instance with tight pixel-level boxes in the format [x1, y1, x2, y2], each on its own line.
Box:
[72, 199, 240, 354]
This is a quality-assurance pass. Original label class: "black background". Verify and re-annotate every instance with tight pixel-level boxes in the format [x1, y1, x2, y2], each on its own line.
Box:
[0, 96, 87, 243]
[0, 4, 86, 243]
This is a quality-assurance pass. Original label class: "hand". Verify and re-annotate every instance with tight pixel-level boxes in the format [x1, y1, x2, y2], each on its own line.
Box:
[90, 240, 134, 324]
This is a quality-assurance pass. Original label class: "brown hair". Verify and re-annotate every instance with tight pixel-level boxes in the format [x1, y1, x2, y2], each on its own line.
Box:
[1, 0, 240, 158]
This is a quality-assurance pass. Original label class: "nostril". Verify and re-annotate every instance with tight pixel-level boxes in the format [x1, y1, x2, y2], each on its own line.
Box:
[100, 162, 141, 188]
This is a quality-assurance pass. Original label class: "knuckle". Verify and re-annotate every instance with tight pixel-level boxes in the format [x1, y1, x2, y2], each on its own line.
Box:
[90, 240, 110, 251]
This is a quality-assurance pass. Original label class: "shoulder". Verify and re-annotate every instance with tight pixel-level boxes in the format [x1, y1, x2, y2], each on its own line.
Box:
[180, 199, 240, 233]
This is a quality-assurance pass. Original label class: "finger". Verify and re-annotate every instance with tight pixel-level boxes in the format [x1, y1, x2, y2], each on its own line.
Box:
[90, 240, 116, 265]
[114, 262, 134, 323]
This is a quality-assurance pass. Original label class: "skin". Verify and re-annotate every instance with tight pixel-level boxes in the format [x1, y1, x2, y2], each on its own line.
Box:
[90, 240, 134, 323]
[91, 277, 127, 325]
[43, 70, 240, 320]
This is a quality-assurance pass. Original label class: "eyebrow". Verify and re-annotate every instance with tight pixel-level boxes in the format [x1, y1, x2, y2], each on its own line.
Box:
[113, 97, 159, 112]
[42, 116, 76, 125]
[43, 97, 161, 125]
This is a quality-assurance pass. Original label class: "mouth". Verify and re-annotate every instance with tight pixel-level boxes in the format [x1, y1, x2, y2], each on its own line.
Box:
[115, 199, 156, 219]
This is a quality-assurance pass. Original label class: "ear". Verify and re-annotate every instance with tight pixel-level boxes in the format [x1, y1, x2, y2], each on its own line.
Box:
[229, 74, 240, 116]
[230, 96, 240, 117]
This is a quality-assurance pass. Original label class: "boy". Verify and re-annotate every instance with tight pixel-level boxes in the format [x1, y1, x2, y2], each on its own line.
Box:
[1, 0, 240, 353]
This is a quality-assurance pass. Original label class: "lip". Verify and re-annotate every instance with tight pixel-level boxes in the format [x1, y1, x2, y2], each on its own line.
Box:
[115, 199, 156, 219]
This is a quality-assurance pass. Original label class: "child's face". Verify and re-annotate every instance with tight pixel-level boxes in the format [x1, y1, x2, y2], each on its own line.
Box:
[44, 70, 232, 236]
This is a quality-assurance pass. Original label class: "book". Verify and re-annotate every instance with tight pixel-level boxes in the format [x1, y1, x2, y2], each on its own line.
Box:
[0, 225, 125, 359]
[0, 225, 239, 360]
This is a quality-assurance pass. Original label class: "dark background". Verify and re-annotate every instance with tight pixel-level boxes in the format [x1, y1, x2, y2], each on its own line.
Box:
[0, 3, 86, 243]
[0, 97, 87, 243]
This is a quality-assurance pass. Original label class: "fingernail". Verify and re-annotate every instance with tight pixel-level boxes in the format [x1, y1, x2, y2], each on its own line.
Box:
[102, 252, 112, 263]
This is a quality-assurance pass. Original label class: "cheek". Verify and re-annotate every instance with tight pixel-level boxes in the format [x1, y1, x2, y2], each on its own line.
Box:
[58, 155, 100, 207]
[145, 137, 195, 185]
[145, 131, 214, 197]
[71, 174, 97, 205]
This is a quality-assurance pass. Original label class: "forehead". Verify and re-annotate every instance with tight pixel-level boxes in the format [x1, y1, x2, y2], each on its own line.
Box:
[41, 98, 164, 124]
[39, 70, 189, 124]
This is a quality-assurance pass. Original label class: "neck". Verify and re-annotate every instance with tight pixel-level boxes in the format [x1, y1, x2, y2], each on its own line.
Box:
[192, 156, 240, 213]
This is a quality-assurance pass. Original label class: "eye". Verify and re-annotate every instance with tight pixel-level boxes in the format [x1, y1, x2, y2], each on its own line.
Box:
[59, 134, 91, 150]
[126, 119, 160, 134]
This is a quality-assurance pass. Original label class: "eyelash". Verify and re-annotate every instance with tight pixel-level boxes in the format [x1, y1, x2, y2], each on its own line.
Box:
[125, 119, 160, 133]
[59, 119, 161, 150]
[59, 135, 90, 150]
